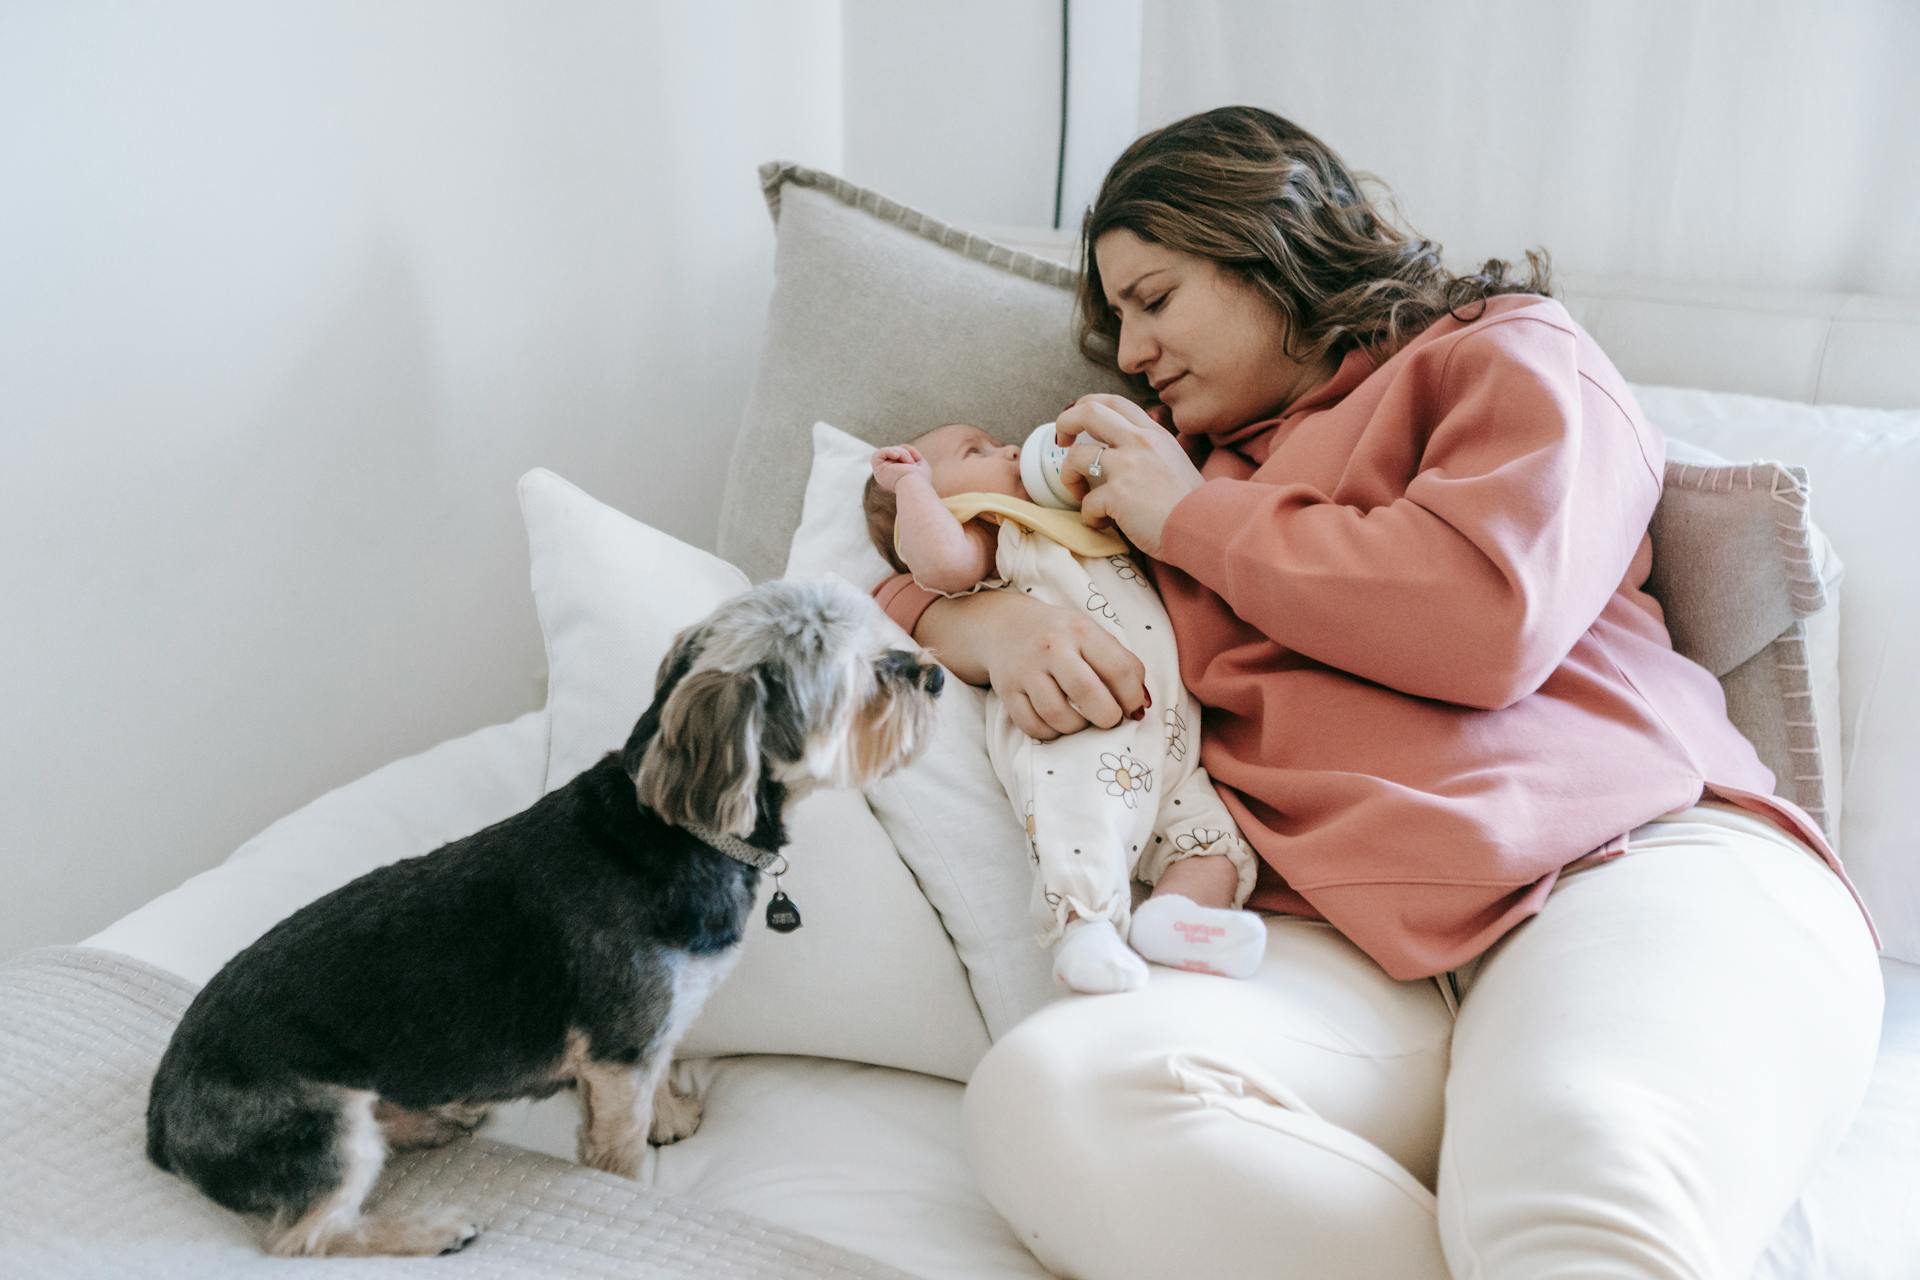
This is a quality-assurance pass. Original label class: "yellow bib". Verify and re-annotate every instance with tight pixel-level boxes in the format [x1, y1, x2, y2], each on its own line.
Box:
[929, 492, 1128, 559]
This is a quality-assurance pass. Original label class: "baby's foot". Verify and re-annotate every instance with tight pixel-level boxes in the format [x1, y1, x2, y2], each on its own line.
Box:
[1129, 894, 1267, 978]
[1052, 917, 1149, 994]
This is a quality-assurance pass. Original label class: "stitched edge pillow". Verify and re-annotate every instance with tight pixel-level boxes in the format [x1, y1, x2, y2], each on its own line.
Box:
[519, 468, 991, 1081]
[1633, 383, 1920, 964]
[1648, 441, 1843, 837]
[783, 422, 1060, 1038]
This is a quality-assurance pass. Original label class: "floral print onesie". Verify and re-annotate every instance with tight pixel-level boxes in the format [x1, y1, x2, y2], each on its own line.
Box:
[979, 513, 1257, 945]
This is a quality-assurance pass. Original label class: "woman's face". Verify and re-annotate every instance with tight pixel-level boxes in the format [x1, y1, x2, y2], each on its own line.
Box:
[1094, 229, 1333, 435]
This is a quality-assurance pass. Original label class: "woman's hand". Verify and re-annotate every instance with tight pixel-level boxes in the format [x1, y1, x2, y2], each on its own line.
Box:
[1056, 394, 1204, 557]
[916, 589, 1148, 740]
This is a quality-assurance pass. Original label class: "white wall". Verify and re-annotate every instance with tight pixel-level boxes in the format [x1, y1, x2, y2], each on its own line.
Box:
[0, 1, 842, 954]
[1137, 0, 1920, 297]
[841, 0, 1062, 228]
[19, 1, 1906, 960]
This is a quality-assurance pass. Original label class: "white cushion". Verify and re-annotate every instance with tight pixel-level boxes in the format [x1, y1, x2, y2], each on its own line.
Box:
[522, 467, 753, 790]
[482, 1053, 1048, 1280]
[674, 782, 990, 1082]
[521, 467, 991, 1081]
[82, 712, 551, 983]
[861, 679, 1062, 1041]
[782, 421, 896, 592]
[654, 1057, 1049, 1280]
[785, 423, 1060, 1039]
[1629, 386, 1920, 964]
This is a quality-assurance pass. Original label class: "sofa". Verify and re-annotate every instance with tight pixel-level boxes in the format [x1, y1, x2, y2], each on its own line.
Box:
[7, 164, 1918, 1278]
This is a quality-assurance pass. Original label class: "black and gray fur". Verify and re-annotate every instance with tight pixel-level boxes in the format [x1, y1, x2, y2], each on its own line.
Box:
[145, 577, 944, 1257]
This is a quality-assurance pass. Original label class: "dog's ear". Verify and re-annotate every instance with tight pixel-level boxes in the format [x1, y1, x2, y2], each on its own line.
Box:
[636, 667, 765, 836]
[622, 624, 706, 774]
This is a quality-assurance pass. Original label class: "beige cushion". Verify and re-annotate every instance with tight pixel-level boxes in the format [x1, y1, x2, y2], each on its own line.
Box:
[1648, 444, 1843, 836]
[719, 163, 1130, 583]
[729, 163, 1853, 1021]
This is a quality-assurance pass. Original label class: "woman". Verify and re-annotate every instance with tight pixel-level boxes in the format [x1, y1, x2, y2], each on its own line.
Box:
[873, 107, 1882, 1279]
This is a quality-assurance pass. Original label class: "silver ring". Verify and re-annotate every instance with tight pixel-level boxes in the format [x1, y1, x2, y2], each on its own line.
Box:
[1087, 444, 1106, 478]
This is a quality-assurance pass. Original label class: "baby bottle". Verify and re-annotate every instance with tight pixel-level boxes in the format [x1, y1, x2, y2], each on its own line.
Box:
[1019, 422, 1090, 510]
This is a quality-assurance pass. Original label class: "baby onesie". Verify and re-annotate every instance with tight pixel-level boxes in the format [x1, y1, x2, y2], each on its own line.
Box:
[932, 493, 1258, 945]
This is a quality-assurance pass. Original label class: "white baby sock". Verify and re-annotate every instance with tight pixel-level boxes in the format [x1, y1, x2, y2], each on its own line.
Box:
[1129, 893, 1268, 978]
[1052, 917, 1149, 994]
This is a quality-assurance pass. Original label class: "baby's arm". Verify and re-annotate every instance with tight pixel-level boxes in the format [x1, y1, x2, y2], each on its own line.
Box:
[872, 447, 998, 595]
[895, 475, 997, 593]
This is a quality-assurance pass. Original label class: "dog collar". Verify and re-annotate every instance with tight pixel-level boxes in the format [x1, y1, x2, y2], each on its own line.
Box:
[682, 823, 784, 873]
[682, 824, 802, 934]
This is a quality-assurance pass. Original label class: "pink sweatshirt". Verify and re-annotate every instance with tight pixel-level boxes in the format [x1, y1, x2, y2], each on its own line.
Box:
[877, 295, 1874, 979]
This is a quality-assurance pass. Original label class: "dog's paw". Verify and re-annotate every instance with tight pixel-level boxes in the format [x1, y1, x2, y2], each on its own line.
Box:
[648, 1086, 703, 1145]
[353, 1207, 478, 1257]
[578, 1134, 645, 1179]
[436, 1217, 481, 1256]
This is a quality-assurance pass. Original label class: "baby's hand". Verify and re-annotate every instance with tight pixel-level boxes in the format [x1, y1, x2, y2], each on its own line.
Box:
[871, 445, 932, 493]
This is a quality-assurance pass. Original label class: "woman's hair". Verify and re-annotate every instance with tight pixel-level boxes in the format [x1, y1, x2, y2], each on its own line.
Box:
[1076, 106, 1552, 383]
[862, 475, 909, 575]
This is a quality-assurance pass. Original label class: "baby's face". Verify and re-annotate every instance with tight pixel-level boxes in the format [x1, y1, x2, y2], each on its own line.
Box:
[915, 423, 1024, 500]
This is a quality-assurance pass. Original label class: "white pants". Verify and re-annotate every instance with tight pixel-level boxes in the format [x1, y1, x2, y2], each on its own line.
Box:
[963, 802, 1883, 1279]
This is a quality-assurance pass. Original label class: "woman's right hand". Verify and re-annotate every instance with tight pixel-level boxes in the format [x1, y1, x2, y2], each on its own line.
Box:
[915, 589, 1149, 740]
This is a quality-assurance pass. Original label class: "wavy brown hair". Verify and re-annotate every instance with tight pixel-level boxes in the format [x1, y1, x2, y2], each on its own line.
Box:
[1077, 106, 1552, 386]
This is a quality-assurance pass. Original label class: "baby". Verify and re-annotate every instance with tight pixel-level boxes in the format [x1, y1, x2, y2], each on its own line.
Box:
[867, 422, 1267, 994]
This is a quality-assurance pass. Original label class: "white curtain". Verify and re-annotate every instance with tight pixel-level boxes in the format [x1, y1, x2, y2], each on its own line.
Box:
[1108, 0, 1920, 298]
[0, 1, 842, 952]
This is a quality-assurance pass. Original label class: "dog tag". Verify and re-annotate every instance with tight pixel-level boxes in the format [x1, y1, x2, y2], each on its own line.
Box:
[765, 890, 802, 933]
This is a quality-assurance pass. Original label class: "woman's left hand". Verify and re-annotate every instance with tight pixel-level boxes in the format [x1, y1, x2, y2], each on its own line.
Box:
[1057, 394, 1204, 557]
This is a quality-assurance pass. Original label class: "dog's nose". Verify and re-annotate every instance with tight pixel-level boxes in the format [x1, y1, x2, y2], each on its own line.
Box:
[880, 649, 944, 695]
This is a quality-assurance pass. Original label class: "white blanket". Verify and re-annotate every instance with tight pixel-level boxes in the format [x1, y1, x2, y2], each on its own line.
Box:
[0, 946, 909, 1279]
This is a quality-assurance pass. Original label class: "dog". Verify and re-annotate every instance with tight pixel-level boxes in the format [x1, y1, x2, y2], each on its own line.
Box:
[145, 577, 944, 1257]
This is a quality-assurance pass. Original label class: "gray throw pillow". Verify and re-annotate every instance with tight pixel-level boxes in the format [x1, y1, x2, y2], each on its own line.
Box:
[1650, 441, 1843, 835]
[719, 162, 1131, 583]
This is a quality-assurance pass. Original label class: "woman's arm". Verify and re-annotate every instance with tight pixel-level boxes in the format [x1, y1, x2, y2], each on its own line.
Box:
[1155, 317, 1664, 711]
[874, 577, 1149, 740]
